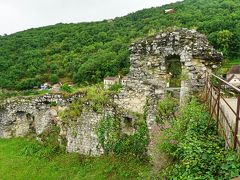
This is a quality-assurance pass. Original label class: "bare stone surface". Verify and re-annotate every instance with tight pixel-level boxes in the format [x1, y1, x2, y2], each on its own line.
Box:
[65, 107, 107, 156]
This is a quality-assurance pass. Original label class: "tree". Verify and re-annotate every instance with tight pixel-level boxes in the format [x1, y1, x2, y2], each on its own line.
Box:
[216, 30, 233, 55]
[0, 0, 240, 90]
[49, 74, 59, 84]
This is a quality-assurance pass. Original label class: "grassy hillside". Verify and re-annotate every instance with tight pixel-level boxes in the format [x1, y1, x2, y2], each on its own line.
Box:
[0, 138, 150, 179]
[0, 0, 240, 90]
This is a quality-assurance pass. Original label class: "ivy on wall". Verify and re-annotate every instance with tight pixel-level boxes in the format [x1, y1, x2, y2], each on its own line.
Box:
[60, 85, 113, 124]
[96, 113, 149, 157]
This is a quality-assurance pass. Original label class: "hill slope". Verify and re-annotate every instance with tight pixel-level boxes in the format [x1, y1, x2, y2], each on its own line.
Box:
[0, 0, 240, 90]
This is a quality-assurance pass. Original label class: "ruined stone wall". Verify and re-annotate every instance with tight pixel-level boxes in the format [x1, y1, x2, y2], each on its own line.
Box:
[115, 28, 223, 127]
[64, 107, 105, 156]
[0, 94, 69, 138]
[61, 105, 116, 156]
[0, 93, 107, 156]
[0, 92, 141, 156]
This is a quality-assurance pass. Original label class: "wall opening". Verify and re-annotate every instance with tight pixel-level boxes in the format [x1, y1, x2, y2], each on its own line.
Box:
[166, 55, 182, 87]
[16, 111, 25, 118]
[124, 116, 133, 128]
[15, 111, 36, 133]
[122, 116, 135, 135]
[27, 113, 36, 133]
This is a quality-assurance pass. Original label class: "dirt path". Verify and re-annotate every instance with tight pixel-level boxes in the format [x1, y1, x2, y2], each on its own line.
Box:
[148, 124, 172, 175]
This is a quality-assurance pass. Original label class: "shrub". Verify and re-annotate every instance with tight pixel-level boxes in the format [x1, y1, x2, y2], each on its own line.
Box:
[97, 114, 149, 157]
[21, 141, 60, 160]
[60, 83, 73, 93]
[49, 74, 59, 84]
[16, 78, 40, 90]
[21, 124, 63, 159]
[155, 94, 178, 126]
[109, 84, 123, 92]
[158, 99, 240, 179]
[50, 101, 58, 107]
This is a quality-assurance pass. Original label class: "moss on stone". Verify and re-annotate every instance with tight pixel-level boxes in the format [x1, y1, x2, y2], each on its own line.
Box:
[96, 110, 149, 157]
[60, 85, 115, 125]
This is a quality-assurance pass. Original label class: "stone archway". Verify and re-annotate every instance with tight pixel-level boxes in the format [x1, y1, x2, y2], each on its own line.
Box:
[117, 28, 223, 119]
[165, 54, 182, 88]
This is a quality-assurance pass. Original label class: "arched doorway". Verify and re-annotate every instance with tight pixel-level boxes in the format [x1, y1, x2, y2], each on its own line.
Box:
[165, 55, 182, 88]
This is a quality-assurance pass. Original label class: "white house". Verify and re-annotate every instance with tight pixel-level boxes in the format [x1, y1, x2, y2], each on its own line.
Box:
[226, 65, 240, 88]
[121, 76, 128, 86]
[40, 83, 50, 90]
[165, 9, 175, 14]
[104, 77, 120, 89]
[227, 75, 240, 88]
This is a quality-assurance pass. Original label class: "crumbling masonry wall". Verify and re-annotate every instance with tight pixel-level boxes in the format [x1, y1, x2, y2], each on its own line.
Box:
[0, 93, 107, 156]
[115, 28, 223, 128]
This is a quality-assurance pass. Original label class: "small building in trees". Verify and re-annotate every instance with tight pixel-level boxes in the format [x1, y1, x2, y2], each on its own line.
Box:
[40, 83, 50, 90]
[121, 76, 128, 86]
[104, 77, 120, 89]
[226, 65, 240, 88]
[165, 9, 176, 14]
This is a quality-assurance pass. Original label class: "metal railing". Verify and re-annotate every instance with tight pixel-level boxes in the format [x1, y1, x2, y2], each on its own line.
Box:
[204, 71, 240, 150]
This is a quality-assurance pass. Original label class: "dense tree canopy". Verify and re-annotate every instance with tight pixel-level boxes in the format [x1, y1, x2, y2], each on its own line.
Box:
[0, 0, 239, 90]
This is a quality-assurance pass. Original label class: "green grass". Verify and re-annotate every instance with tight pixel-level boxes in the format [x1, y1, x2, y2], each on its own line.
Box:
[0, 138, 151, 180]
[222, 59, 240, 68]
[0, 89, 50, 101]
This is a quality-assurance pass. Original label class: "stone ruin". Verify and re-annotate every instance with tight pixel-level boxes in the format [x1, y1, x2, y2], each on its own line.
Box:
[115, 28, 223, 127]
[0, 28, 223, 156]
[0, 93, 107, 156]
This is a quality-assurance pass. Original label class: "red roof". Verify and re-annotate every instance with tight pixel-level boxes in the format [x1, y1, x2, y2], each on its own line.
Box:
[104, 77, 118, 81]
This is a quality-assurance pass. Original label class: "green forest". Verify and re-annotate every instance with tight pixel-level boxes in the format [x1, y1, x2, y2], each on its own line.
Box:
[0, 0, 240, 90]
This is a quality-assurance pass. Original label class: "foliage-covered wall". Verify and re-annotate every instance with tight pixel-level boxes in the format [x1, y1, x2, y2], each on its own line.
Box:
[0, 0, 239, 90]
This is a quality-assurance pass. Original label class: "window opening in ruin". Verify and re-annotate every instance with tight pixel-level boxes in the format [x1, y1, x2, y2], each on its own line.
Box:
[16, 111, 26, 118]
[124, 116, 133, 128]
[166, 55, 182, 87]
[26, 113, 34, 122]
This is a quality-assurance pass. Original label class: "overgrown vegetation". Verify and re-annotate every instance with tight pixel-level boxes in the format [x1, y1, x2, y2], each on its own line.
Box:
[157, 99, 240, 179]
[155, 94, 178, 126]
[0, 138, 151, 179]
[0, 88, 49, 101]
[22, 124, 64, 160]
[60, 85, 113, 125]
[167, 59, 182, 87]
[60, 83, 74, 93]
[96, 114, 149, 157]
[108, 84, 123, 92]
[0, 0, 240, 90]
[60, 84, 149, 158]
